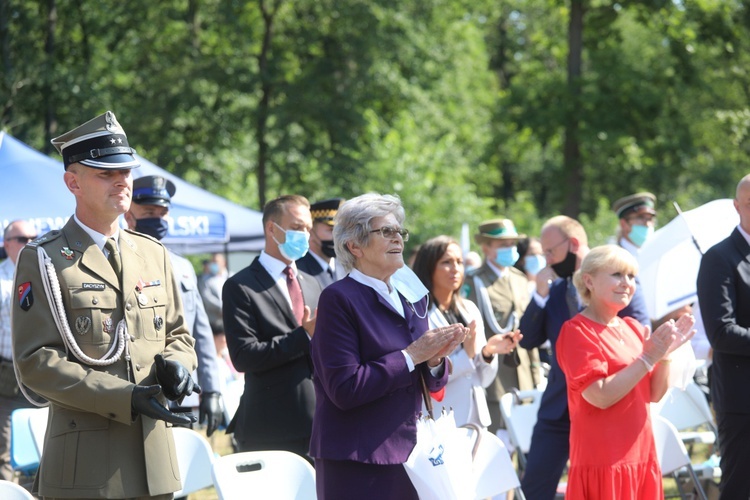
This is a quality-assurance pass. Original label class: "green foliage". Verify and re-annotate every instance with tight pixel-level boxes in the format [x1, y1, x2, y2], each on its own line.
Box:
[1, 0, 749, 244]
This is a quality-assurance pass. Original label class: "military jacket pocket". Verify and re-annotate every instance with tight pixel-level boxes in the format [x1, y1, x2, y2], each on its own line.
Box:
[68, 286, 118, 347]
[43, 410, 110, 489]
[136, 286, 169, 341]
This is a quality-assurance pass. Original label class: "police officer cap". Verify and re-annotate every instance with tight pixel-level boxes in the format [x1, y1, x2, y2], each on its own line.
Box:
[474, 218, 525, 245]
[310, 198, 344, 226]
[612, 192, 657, 219]
[51, 111, 140, 170]
[132, 175, 176, 208]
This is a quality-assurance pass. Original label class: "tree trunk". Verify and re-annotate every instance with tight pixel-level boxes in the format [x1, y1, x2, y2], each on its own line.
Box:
[44, 0, 57, 153]
[562, 0, 584, 217]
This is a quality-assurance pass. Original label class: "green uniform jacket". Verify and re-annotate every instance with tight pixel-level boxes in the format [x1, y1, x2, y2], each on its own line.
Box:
[12, 218, 196, 499]
[466, 262, 541, 402]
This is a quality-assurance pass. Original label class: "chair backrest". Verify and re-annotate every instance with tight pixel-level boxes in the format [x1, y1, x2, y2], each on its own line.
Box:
[498, 389, 543, 454]
[10, 409, 40, 475]
[652, 415, 691, 475]
[27, 407, 49, 456]
[467, 428, 520, 500]
[0, 480, 35, 500]
[211, 451, 316, 500]
[172, 427, 216, 497]
[654, 382, 714, 432]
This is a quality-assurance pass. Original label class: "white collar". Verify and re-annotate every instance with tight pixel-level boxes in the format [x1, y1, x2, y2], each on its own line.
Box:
[737, 224, 750, 247]
[309, 250, 334, 272]
[619, 237, 639, 256]
[259, 250, 295, 279]
[73, 214, 119, 253]
[349, 268, 404, 317]
[486, 259, 507, 278]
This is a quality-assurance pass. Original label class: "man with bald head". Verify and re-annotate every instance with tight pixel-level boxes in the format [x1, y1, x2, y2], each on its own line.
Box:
[697, 174, 750, 499]
[0, 220, 37, 481]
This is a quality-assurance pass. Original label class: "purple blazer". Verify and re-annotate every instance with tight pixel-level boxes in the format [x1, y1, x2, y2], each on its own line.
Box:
[309, 276, 449, 464]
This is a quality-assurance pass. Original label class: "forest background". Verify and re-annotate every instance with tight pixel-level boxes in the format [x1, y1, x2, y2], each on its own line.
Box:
[2, 0, 749, 253]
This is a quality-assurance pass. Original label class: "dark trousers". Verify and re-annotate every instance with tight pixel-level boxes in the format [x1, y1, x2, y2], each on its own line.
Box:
[716, 411, 750, 500]
[520, 417, 570, 500]
[315, 458, 418, 500]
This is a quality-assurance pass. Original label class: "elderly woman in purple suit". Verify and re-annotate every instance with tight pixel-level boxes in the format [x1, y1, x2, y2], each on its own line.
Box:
[309, 193, 467, 499]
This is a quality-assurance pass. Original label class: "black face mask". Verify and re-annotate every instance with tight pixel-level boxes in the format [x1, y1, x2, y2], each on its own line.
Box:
[135, 217, 169, 241]
[551, 250, 577, 278]
[321, 240, 336, 259]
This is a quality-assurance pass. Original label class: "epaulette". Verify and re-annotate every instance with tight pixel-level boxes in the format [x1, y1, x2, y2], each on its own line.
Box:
[27, 230, 63, 248]
[122, 227, 165, 247]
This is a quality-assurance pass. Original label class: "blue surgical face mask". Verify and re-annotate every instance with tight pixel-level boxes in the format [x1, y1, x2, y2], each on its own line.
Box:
[628, 224, 653, 248]
[273, 222, 310, 261]
[135, 217, 169, 241]
[208, 262, 220, 275]
[524, 254, 546, 276]
[494, 246, 519, 268]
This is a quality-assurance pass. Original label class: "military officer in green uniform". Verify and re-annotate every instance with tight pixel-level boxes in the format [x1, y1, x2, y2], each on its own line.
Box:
[465, 219, 543, 441]
[12, 111, 199, 499]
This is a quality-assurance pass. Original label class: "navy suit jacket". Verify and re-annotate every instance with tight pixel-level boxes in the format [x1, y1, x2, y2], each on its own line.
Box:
[222, 257, 323, 446]
[697, 228, 750, 414]
[309, 277, 449, 464]
[296, 251, 335, 289]
[519, 278, 649, 422]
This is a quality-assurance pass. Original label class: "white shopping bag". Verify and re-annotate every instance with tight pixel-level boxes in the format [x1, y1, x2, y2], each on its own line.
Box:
[404, 409, 476, 500]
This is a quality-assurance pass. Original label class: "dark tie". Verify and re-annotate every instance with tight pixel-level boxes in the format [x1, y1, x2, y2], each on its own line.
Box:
[284, 266, 305, 324]
[327, 267, 334, 280]
[104, 238, 122, 282]
[565, 277, 579, 318]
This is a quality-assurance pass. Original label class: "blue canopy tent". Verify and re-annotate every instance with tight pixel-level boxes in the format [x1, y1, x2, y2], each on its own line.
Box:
[0, 132, 264, 253]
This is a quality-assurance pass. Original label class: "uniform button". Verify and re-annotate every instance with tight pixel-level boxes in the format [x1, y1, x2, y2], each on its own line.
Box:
[126, 303, 132, 311]
[108, 413, 116, 418]
[136, 364, 142, 371]
[153, 296, 159, 303]
[130, 335, 136, 342]
[92, 298, 98, 305]
[69, 420, 76, 429]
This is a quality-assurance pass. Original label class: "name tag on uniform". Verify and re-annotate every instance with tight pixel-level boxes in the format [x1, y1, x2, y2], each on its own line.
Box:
[82, 283, 105, 291]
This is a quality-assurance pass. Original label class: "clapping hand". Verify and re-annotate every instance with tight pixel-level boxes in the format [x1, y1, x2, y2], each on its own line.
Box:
[485, 329, 523, 357]
[642, 313, 696, 366]
[405, 324, 467, 367]
[666, 313, 696, 356]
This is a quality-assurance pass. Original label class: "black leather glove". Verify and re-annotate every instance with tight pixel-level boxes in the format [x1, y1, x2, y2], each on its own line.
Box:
[154, 354, 202, 403]
[131, 385, 196, 425]
[199, 392, 223, 437]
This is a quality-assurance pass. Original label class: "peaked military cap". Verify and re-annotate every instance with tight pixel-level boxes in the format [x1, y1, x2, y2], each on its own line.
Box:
[51, 110, 139, 170]
[132, 175, 176, 208]
[474, 218, 525, 244]
[612, 192, 657, 219]
[310, 198, 344, 226]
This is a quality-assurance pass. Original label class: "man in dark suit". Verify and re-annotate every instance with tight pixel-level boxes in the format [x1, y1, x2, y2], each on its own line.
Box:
[697, 174, 750, 499]
[519, 215, 650, 499]
[222, 195, 323, 460]
[296, 198, 344, 288]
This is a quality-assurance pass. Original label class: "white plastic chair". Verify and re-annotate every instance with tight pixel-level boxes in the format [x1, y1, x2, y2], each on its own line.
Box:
[172, 427, 216, 497]
[211, 450, 316, 500]
[27, 407, 49, 456]
[652, 415, 708, 500]
[498, 389, 543, 469]
[10, 408, 40, 476]
[0, 480, 34, 500]
[463, 426, 524, 500]
[653, 382, 717, 447]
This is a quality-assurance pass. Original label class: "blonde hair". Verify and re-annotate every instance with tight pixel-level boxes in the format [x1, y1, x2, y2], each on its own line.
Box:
[573, 245, 638, 305]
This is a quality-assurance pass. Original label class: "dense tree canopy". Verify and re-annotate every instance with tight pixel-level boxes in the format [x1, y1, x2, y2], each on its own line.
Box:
[2, 0, 748, 250]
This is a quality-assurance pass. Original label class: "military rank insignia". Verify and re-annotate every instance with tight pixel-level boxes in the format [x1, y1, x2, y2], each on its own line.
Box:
[75, 316, 91, 335]
[18, 282, 33, 311]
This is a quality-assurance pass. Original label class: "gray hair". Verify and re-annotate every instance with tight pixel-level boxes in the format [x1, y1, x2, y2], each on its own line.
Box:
[334, 193, 406, 272]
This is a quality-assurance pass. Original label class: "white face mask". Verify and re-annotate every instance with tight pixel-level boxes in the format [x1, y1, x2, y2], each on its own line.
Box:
[390, 265, 429, 304]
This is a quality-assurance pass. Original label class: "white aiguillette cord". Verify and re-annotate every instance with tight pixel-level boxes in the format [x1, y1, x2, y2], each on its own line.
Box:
[36, 246, 130, 367]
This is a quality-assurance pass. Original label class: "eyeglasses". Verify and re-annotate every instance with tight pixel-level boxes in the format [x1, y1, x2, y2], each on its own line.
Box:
[543, 238, 569, 258]
[626, 214, 656, 225]
[6, 236, 36, 244]
[370, 226, 410, 242]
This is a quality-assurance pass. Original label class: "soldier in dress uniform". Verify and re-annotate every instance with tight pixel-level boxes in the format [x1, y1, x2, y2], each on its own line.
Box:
[125, 174, 224, 437]
[296, 197, 345, 288]
[12, 111, 199, 499]
[612, 192, 657, 255]
[464, 219, 542, 441]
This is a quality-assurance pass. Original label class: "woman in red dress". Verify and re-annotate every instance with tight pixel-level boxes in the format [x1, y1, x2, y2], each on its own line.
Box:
[556, 245, 695, 499]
